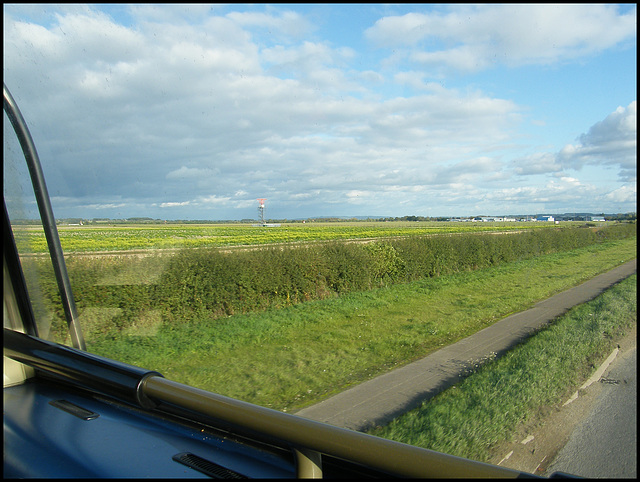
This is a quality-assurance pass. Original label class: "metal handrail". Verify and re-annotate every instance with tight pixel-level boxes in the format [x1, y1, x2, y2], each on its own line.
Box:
[4, 328, 538, 478]
[3, 83, 86, 350]
[142, 375, 535, 479]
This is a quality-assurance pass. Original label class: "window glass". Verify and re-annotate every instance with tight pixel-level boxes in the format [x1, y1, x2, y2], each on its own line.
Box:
[3, 6, 636, 444]
[3, 111, 63, 342]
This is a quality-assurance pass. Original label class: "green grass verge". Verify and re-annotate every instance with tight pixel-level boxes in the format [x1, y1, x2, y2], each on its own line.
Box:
[87, 238, 636, 412]
[367, 273, 636, 463]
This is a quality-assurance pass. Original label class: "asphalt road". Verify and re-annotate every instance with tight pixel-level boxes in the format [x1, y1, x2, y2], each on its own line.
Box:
[544, 341, 637, 478]
[492, 323, 637, 478]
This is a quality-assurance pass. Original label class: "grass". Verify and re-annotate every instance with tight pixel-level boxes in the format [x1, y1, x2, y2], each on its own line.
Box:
[367, 273, 636, 464]
[87, 237, 636, 412]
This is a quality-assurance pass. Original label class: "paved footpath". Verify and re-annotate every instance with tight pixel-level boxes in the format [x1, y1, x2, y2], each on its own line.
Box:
[295, 259, 637, 432]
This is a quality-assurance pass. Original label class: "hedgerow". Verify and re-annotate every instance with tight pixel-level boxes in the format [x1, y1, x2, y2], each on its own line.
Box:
[156, 223, 636, 323]
[25, 223, 636, 336]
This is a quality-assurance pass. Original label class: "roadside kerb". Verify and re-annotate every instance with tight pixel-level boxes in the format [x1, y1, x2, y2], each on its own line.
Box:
[562, 347, 620, 406]
[495, 346, 621, 467]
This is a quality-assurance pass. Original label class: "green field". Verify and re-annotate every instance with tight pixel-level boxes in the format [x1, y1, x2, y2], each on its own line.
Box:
[368, 273, 636, 463]
[85, 237, 637, 412]
[20, 220, 636, 463]
[14, 220, 575, 253]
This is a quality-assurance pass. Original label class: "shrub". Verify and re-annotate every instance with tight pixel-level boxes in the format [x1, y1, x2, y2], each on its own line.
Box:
[364, 242, 405, 285]
[30, 223, 637, 332]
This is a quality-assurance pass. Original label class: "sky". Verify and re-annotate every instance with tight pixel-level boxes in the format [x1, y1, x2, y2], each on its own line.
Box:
[3, 4, 637, 220]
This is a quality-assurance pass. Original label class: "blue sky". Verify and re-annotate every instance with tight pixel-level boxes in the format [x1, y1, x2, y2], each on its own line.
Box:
[3, 4, 636, 220]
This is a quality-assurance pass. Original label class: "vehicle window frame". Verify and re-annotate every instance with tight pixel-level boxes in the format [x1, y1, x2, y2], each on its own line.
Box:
[3, 84, 86, 350]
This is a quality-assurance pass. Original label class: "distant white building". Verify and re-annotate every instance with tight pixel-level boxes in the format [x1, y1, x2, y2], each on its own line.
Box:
[589, 216, 606, 222]
[474, 216, 516, 222]
[536, 215, 555, 222]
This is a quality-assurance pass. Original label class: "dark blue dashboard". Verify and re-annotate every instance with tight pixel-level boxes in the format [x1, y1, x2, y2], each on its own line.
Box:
[4, 379, 295, 478]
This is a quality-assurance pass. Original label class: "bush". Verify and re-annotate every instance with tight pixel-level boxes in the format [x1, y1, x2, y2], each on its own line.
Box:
[156, 224, 635, 324]
[364, 242, 405, 284]
[30, 223, 636, 332]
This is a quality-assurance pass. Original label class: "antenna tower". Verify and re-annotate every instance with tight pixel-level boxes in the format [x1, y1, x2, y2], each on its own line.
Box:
[257, 198, 266, 225]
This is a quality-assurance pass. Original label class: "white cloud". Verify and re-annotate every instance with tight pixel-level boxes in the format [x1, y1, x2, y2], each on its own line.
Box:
[393, 72, 449, 92]
[366, 4, 636, 73]
[409, 45, 490, 74]
[558, 101, 636, 180]
[261, 41, 362, 94]
[166, 166, 218, 180]
[79, 202, 127, 210]
[512, 102, 636, 186]
[160, 201, 191, 208]
[512, 152, 562, 176]
[226, 9, 313, 41]
[128, 4, 215, 24]
[197, 195, 233, 206]
[485, 177, 598, 208]
[3, 5, 636, 219]
[605, 184, 636, 204]
[435, 157, 503, 184]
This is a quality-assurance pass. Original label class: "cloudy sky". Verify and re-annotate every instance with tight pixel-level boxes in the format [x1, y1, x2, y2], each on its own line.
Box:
[3, 4, 636, 220]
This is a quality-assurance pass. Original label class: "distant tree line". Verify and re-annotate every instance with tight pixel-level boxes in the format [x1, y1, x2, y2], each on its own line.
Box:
[605, 212, 636, 221]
